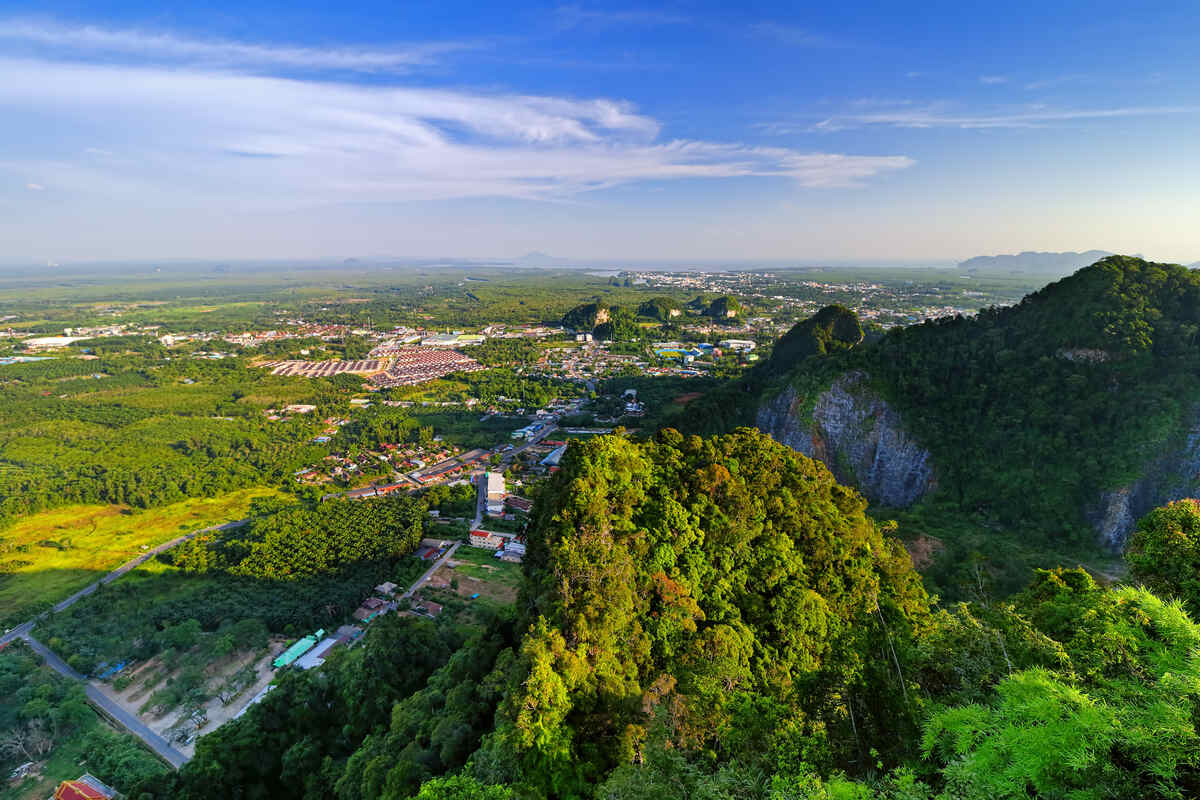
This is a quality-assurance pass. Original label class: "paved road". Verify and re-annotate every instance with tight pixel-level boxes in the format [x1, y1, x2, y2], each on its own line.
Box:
[53, 518, 251, 614]
[505, 424, 558, 461]
[18, 633, 189, 768]
[2, 518, 250, 648]
[401, 541, 461, 599]
[0, 516, 251, 765]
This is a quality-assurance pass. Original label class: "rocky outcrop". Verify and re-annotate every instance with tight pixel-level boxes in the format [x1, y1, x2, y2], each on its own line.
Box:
[1088, 412, 1200, 550]
[756, 371, 934, 508]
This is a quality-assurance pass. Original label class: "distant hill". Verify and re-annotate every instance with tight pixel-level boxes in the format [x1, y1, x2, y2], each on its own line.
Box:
[514, 251, 571, 267]
[561, 301, 609, 332]
[958, 250, 1115, 276]
[676, 255, 1200, 554]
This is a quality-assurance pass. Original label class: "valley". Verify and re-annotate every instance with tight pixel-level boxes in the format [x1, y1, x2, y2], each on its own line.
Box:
[1, 256, 1198, 799]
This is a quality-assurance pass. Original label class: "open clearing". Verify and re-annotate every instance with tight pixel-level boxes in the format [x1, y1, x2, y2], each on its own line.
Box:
[93, 639, 287, 758]
[427, 546, 522, 606]
[0, 487, 281, 621]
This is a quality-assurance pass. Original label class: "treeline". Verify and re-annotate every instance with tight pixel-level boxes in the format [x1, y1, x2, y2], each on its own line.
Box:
[471, 338, 543, 366]
[0, 415, 326, 522]
[0, 354, 346, 526]
[39, 495, 425, 673]
[170, 495, 424, 579]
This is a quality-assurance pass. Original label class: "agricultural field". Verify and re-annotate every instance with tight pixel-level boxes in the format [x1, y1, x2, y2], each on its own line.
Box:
[424, 545, 522, 611]
[0, 488, 282, 626]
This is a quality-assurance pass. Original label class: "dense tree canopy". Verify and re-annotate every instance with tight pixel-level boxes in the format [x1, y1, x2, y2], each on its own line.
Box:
[1126, 498, 1200, 616]
[636, 298, 681, 322]
[673, 257, 1200, 539]
[479, 427, 930, 795]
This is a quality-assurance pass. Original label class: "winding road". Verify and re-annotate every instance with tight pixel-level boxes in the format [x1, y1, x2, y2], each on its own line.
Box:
[1, 517, 251, 767]
[1, 423, 555, 768]
[401, 541, 461, 600]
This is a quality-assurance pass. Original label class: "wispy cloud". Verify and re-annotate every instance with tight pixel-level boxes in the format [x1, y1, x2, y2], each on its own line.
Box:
[1024, 74, 1087, 91]
[749, 22, 843, 49]
[553, 5, 692, 30]
[0, 57, 913, 210]
[25, 182, 43, 190]
[978, 75, 1008, 85]
[0, 19, 475, 73]
[775, 103, 1200, 132]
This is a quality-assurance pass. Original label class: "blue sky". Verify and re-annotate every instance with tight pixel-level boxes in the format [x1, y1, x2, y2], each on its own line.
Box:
[1, 0, 1198, 264]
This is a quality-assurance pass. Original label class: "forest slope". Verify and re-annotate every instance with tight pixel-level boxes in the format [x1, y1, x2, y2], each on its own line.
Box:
[678, 256, 1200, 549]
[136, 429, 1200, 800]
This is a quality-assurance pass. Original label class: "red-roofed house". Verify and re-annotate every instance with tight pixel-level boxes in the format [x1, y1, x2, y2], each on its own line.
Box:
[505, 495, 533, 514]
[54, 774, 116, 800]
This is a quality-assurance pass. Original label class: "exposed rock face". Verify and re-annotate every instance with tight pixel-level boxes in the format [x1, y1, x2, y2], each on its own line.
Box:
[756, 371, 934, 507]
[1088, 412, 1200, 550]
[757, 368, 1200, 549]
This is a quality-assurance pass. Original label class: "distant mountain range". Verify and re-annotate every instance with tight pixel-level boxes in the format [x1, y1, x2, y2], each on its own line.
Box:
[958, 250, 1116, 275]
[513, 251, 572, 267]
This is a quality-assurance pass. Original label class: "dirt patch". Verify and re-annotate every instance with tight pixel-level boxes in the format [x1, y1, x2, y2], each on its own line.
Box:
[673, 392, 704, 405]
[90, 637, 288, 757]
[904, 534, 945, 569]
[428, 561, 519, 606]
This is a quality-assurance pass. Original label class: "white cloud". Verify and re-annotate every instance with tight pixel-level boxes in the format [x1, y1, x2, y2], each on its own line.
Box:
[979, 75, 1008, 85]
[0, 57, 913, 209]
[553, 5, 692, 29]
[1024, 74, 1086, 91]
[749, 22, 843, 48]
[794, 103, 1200, 131]
[25, 182, 43, 190]
[0, 19, 473, 73]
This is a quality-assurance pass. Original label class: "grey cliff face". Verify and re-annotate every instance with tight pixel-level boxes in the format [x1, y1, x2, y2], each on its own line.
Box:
[1088, 412, 1200, 550]
[757, 370, 1200, 550]
[756, 372, 935, 508]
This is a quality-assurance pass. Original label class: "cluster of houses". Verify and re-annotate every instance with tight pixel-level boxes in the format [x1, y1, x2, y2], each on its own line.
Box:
[467, 530, 526, 562]
[368, 348, 484, 388]
[222, 323, 351, 348]
[257, 347, 484, 388]
[382, 442, 462, 472]
[263, 359, 387, 377]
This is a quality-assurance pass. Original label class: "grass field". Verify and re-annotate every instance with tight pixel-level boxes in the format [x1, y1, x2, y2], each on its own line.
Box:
[441, 546, 522, 608]
[0, 487, 282, 624]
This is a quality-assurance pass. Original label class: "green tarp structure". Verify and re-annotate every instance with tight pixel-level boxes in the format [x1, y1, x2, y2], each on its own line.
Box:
[273, 628, 325, 668]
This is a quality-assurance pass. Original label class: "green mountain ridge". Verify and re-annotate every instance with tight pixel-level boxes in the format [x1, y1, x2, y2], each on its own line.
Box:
[679, 255, 1200, 551]
[135, 428, 1200, 800]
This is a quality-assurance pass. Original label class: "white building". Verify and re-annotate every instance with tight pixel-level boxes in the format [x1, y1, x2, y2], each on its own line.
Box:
[717, 339, 757, 351]
[480, 471, 506, 517]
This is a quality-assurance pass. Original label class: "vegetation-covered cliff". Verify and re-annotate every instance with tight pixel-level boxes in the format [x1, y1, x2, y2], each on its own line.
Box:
[685, 256, 1200, 551]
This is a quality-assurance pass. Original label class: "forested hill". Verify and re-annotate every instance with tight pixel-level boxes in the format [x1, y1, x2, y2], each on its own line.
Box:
[958, 249, 1115, 275]
[141, 429, 1200, 799]
[675, 255, 1200, 545]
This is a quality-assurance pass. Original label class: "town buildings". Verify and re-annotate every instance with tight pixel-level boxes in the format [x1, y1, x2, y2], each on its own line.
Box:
[480, 471, 506, 517]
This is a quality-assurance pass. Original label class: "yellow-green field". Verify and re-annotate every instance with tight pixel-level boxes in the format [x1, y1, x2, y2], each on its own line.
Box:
[0, 487, 280, 622]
